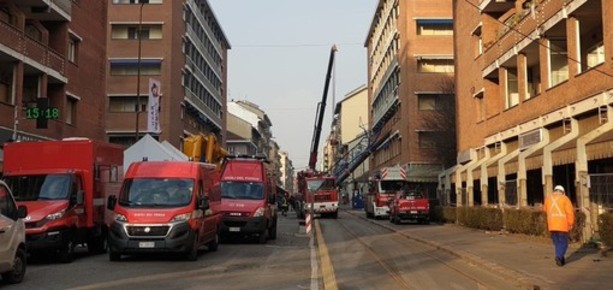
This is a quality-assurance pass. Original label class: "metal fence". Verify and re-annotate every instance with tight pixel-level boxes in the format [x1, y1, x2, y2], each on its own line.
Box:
[589, 174, 613, 211]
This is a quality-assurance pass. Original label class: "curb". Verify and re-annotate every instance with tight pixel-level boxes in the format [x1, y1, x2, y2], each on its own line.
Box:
[343, 209, 548, 290]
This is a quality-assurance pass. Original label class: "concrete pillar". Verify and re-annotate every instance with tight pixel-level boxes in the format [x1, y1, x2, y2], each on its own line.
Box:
[517, 128, 549, 207]
[517, 53, 528, 102]
[576, 103, 613, 241]
[566, 16, 580, 76]
[542, 117, 579, 199]
[498, 146, 520, 207]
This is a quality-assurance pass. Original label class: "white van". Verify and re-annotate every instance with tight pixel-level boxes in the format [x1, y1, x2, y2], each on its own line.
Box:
[0, 180, 27, 284]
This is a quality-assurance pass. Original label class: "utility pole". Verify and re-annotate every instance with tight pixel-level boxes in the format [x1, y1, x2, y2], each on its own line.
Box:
[135, 2, 144, 143]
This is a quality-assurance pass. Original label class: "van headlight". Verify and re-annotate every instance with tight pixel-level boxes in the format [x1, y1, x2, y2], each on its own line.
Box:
[114, 214, 127, 222]
[253, 207, 265, 217]
[46, 209, 66, 220]
[172, 212, 192, 222]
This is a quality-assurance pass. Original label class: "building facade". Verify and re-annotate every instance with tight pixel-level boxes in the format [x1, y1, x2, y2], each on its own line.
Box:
[365, 0, 455, 197]
[446, 0, 611, 237]
[279, 150, 295, 194]
[106, 0, 229, 149]
[326, 85, 370, 199]
[0, 0, 108, 171]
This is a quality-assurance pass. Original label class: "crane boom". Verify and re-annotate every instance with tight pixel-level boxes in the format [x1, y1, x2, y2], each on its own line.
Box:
[308, 45, 337, 171]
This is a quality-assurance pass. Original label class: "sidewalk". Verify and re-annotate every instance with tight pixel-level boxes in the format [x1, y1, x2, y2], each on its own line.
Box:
[344, 207, 612, 290]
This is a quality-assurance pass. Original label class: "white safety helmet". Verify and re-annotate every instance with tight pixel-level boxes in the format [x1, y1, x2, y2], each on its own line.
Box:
[554, 185, 565, 193]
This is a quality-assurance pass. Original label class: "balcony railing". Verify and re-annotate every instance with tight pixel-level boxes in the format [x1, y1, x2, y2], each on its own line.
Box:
[0, 20, 66, 76]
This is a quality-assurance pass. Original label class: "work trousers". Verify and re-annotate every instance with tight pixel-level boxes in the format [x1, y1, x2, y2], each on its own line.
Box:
[550, 231, 569, 259]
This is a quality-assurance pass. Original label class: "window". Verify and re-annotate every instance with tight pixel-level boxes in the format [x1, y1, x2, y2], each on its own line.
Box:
[65, 95, 78, 125]
[549, 39, 568, 87]
[526, 63, 541, 98]
[109, 96, 147, 112]
[0, 71, 12, 104]
[24, 23, 42, 41]
[68, 37, 79, 63]
[110, 59, 162, 76]
[417, 19, 453, 36]
[505, 67, 519, 108]
[474, 90, 485, 121]
[586, 42, 605, 69]
[418, 132, 437, 148]
[112, 24, 162, 40]
[471, 24, 482, 57]
[417, 58, 454, 73]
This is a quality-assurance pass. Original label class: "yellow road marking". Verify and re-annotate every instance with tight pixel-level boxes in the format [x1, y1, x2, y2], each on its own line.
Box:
[315, 219, 338, 290]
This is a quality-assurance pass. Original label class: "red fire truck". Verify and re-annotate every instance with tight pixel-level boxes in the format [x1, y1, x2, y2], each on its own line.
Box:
[297, 171, 339, 219]
[365, 165, 408, 219]
[3, 138, 123, 263]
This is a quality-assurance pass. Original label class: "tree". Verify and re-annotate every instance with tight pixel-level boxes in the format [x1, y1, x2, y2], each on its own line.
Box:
[421, 76, 457, 168]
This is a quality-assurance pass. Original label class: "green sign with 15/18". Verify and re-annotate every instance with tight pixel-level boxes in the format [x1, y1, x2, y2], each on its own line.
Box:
[25, 107, 60, 120]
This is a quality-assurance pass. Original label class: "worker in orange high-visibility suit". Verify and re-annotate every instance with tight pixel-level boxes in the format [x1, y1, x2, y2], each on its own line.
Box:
[543, 185, 575, 266]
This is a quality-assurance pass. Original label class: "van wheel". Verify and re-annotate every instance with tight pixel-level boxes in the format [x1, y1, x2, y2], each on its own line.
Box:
[186, 235, 199, 261]
[207, 231, 219, 252]
[258, 229, 268, 244]
[1, 248, 26, 284]
[58, 237, 75, 263]
[108, 250, 121, 262]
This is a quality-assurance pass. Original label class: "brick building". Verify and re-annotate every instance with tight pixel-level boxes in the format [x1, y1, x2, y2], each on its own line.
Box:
[105, 0, 229, 149]
[0, 0, 108, 171]
[365, 0, 455, 196]
[445, 0, 612, 237]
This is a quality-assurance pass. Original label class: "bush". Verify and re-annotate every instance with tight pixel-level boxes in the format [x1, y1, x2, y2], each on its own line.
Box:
[456, 207, 503, 231]
[442, 206, 456, 223]
[570, 211, 586, 243]
[430, 205, 444, 223]
[503, 208, 547, 236]
[598, 212, 613, 248]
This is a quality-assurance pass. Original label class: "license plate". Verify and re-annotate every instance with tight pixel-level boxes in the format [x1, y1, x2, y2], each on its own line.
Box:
[139, 241, 155, 248]
[229, 227, 240, 232]
[410, 211, 418, 214]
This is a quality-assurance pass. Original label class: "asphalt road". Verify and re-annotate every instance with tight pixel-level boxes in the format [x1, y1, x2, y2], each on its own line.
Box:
[2, 212, 311, 290]
[318, 210, 525, 290]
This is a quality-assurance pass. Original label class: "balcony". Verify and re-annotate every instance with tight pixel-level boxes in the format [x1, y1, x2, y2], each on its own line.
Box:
[0, 21, 66, 77]
[479, 0, 516, 14]
[20, 0, 72, 21]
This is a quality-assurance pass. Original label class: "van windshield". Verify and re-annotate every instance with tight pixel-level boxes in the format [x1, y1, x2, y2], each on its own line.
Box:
[119, 178, 194, 208]
[221, 182, 264, 200]
[4, 174, 72, 201]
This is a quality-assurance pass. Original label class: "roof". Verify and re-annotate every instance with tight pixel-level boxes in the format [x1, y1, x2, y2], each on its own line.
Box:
[227, 102, 260, 129]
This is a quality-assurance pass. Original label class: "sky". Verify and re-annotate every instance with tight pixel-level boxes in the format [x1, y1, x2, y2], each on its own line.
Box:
[208, 0, 378, 171]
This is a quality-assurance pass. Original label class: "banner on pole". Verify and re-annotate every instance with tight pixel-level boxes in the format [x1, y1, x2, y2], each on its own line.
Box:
[147, 78, 161, 134]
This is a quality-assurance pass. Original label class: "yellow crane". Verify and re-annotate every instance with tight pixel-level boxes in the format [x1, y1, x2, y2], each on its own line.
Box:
[183, 133, 228, 169]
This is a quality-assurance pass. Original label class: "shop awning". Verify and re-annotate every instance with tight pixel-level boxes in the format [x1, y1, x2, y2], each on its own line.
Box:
[407, 163, 443, 183]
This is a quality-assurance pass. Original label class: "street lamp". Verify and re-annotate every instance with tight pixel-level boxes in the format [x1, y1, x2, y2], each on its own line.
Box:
[135, 2, 144, 143]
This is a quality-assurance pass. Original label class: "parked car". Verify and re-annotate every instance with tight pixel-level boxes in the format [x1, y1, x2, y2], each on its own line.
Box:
[0, 180, 28, 284]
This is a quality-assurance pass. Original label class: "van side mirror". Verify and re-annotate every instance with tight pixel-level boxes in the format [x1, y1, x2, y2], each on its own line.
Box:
[199, 197, 210, 210]
[76, 190, 84, 205]
[17, 206, 28, 219]
[107, 195, 117, 211]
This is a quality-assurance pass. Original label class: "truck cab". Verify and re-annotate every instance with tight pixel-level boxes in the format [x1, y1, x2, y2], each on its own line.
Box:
[3, 139, 123, 263]
[389, 190, 430, 224]
[218, 156, 277, 243]
[302, 175, 339, 218]
[0, 181, 27, 284]
[365, 165, 408, 219]
[107, 161, 221, 261]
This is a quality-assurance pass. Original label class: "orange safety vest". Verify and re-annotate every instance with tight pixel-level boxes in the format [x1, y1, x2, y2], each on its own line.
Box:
[544, 193, 575, 232]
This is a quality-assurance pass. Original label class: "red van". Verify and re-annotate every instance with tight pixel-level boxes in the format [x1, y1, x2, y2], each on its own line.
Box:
[107, 161, 221, 261]
[218, 156, 277, 243]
